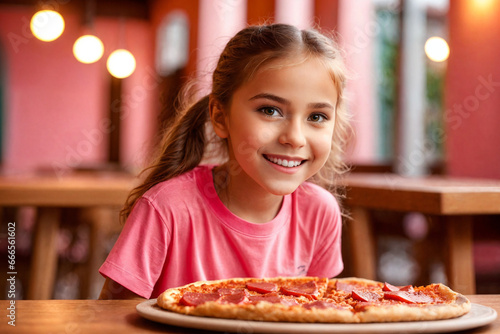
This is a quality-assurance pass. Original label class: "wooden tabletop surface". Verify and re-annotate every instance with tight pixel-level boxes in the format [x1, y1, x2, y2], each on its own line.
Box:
[344, 173, 500, 214]
[1, 295, 498, 334]
[0, 171, 136, 207]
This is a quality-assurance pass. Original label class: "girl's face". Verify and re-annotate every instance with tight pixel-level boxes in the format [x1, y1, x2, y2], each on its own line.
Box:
[213, 56, 338, 196]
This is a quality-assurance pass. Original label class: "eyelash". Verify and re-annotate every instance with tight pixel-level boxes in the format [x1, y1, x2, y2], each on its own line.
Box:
[257, 106, 329, 123]
[258, 106, 281, 117]
[308, 113, 328, 123]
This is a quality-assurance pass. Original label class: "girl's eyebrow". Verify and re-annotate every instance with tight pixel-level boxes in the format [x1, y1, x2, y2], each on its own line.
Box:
[249, 93, 289, 105]
[249, 93, 335, 110]
[308, 102, 335, 110]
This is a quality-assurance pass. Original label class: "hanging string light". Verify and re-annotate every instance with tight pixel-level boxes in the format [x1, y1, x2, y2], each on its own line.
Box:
[30, 9, 65, 42]
[107, 49, 136, 78]
[30, 2, 136, 76]
[107, 19, 136, 78]
[73, 0, 104, 64]
[73, 35, 104, 64]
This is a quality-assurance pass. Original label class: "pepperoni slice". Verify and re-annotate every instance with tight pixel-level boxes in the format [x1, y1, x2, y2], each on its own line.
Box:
[280, 298, 299, 307]
[281, 281, 319, 299]
[384, 291, 434, 304]
[335, 281, 357, 292]
[249, 293, 282, 304]
[246, 282, 278, 294]
[218, 288, 248, 295]
[302, 300, 345, 310]
[383, 282, 414, 292]
[351, 290, 381, 302]
[179, 292, 220, 306]
[219, 291, 249, 304]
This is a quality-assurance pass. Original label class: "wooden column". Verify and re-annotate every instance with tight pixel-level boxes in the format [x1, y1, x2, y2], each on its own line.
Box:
[445, 215, 476, 294]
[109, 76, 122, 164]
[28, 208, 61, 299]
[347, 206, 377, 280]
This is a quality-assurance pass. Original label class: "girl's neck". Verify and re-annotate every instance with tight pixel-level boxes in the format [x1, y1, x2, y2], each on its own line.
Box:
[213, 163, 283, 224]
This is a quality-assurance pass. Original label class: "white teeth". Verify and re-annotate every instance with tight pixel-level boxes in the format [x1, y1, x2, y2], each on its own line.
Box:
[267, 156, 302, 168]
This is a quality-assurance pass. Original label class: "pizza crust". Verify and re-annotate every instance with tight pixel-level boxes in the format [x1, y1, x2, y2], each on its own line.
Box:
[190, 301, 358, 323]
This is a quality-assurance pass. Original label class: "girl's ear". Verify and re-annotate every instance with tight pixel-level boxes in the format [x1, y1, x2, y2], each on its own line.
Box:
[209, 95, 229, 139]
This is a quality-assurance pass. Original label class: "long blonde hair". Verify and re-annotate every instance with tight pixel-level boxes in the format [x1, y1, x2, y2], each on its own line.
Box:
[121, 24, 352, 221]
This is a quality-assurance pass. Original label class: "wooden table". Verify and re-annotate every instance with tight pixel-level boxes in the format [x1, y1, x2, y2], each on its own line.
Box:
[343, 173, 500, 295]
[0, 171, 136, 299]
[0, 296, 498, 333]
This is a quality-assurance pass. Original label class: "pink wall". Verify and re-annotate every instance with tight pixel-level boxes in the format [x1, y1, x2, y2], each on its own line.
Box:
[445, 0, 500, 179]
[337, 0, 378, 163]
[197, 0, 247, 95]
[0, 5, 156, 175]
[275, 0, 314, 29]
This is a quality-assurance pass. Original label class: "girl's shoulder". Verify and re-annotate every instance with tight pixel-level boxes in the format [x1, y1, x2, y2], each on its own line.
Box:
[142, 165, 213, 203]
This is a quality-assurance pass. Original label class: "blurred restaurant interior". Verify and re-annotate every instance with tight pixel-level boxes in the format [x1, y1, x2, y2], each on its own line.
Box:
[0, 0, 499, 300]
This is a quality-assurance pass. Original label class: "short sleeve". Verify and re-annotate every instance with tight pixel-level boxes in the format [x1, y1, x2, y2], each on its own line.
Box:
[99, 198, 170, 298]
[306, 195, 344, 278]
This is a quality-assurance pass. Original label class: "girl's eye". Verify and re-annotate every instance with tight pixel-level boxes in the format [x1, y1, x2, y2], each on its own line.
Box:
[308, 113, 327, 123]
[258, 107, 281, 117]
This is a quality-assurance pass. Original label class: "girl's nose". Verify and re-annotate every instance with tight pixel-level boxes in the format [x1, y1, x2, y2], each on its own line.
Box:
[278, 119, 306, 148]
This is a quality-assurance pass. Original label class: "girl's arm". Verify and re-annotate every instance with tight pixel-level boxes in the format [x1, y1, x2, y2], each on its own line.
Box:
[98, 277, 145, 300]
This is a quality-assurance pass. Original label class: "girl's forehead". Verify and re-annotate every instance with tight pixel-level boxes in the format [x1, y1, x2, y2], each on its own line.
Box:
[246, 55, 337, 90]
[254, 54, 314, 73]
[245, 54, 337, 85]
[232, 56, 338, 104]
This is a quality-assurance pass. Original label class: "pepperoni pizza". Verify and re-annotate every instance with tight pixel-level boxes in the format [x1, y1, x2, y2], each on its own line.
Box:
[157, 277, 471, 323]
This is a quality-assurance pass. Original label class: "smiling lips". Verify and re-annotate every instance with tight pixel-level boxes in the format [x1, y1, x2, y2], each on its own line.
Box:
[264, 154, 305, 168]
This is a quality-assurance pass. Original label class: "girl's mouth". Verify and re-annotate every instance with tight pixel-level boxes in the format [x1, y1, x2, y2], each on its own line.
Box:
[264, 155, 305, 168]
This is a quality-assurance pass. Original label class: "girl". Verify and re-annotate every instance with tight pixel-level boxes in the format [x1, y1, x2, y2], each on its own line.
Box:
[99, 23, 351, 299]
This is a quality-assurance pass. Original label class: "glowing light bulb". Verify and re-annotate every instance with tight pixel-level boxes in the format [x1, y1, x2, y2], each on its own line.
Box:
[425, 37, 450, 62]
[30, 10, 65, 42]
[473, 0, 494, 10]
[73, 35, 104, 64]
[106, 49, 136, 78]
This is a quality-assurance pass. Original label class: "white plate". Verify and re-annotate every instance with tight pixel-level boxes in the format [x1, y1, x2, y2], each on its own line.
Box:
[136, 300, 497, 334]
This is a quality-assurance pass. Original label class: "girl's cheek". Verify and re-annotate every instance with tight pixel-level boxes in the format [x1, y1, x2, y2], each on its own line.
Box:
[236, 140, 258, 162]
[314, 132, 334, 152]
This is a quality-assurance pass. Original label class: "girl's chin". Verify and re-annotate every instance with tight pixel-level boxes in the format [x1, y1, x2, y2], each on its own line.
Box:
[264, 183, 303, 196]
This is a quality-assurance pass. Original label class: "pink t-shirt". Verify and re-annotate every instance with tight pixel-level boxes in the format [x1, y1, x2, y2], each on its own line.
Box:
[99, 165, 343, 298]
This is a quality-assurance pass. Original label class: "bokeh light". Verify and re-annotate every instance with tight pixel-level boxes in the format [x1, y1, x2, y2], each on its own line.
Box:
[73, 35, 104, 64]
[30, 10, 65, 42]
[106, 49, 136, 78]
[425, 37, 450, 62]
